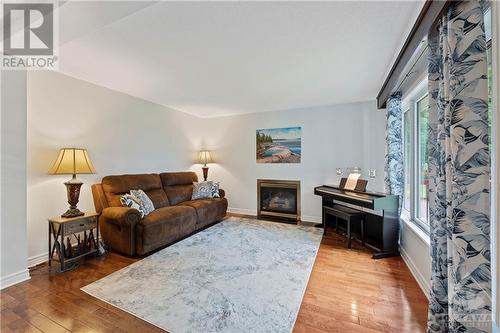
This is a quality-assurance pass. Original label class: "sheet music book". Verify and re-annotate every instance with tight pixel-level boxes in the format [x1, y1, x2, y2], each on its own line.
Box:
[344, 173, 361, 190]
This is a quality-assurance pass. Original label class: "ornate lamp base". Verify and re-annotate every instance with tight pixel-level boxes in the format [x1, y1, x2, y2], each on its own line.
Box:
[62, 207, 84, 218]
[202, 166, 209, 181]
[62, 175, 85, 218]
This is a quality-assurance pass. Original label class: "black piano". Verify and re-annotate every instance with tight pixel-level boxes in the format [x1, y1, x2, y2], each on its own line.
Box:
[314, 184, 399, 259]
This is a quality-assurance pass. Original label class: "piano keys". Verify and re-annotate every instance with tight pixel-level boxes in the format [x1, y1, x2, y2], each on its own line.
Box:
[314, 185, 399, 259]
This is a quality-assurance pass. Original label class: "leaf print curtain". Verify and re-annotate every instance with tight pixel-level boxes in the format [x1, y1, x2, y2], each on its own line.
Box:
[384, 92, 403, 212]
[427, 1, 491, 332]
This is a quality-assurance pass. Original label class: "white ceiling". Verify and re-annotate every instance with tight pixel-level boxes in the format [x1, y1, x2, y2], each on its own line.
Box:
[57, 1, 424, 117]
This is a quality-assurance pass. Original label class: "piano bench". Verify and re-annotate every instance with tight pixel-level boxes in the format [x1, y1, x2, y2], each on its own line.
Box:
[323, 205, 365, 249]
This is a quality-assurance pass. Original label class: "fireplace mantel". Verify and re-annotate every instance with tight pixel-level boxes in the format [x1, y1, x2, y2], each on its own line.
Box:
[257, 179, 300, 223]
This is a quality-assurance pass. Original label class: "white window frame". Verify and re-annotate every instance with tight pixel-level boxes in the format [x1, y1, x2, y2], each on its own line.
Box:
[401, 77, 430, 235]
[402, 106, 412, 214]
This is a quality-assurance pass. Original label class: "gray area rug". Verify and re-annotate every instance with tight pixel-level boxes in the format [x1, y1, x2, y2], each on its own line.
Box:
[81, 217, 322, 333]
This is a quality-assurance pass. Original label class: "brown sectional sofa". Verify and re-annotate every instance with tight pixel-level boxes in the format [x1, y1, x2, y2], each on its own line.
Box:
[91, 172, 227, 256]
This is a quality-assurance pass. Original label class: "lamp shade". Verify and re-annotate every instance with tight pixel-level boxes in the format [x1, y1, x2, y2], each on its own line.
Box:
[198, 150, 213, 165]
[49, 148, 96, 175]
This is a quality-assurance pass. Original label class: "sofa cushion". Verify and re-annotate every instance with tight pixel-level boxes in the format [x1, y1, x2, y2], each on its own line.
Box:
[130, 189, 155, 215]
[211, 182, 221, 198]
[161, 172, 198, 186]
[136, 206, 197, 251]
[179, 198, 228, 229]
[120, 193, 145, 218]
[102, 174, 170, 209]
[160, 172, 198, 205]
[191, 181, 214, 200]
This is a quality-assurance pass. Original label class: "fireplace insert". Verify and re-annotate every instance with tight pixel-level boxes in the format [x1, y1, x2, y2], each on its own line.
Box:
[257, 179, 300, 223]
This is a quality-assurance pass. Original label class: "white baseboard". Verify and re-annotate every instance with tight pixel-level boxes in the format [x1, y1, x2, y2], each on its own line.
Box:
[400, 246, 430, 300]
[302, 215, 321, 224]
[28, 252, 48, 268]
[227, 207, 257, 216]
[227, 207, 321, 224]
[0, 269, 30, 290]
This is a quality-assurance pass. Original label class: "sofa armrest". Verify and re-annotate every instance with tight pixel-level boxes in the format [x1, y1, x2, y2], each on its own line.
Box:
[101, 207, 141, 227]
[100, 207, 141, 256]
[218, 188, 226, 198]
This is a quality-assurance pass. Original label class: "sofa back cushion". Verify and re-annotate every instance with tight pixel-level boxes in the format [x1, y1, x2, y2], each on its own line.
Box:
[101, 174, 170, 209]
[160, 172, 198, 205]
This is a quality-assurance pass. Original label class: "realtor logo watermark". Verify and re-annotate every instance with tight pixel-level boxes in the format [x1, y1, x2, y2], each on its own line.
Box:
[2, 1, 58, 69]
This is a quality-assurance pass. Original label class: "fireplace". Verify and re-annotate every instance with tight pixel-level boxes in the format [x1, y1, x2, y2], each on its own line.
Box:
[257, 179, 300, 223]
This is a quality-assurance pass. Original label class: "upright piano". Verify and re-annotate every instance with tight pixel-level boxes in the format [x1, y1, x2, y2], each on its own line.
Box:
[314, 185, 399, 259]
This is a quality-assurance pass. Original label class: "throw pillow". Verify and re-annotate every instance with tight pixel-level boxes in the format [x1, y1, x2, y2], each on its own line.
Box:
[192, 181, 214, 200]
[130, 189, 155, 216]
[211, 182, 221, 198]
[120, 193, 145, 218]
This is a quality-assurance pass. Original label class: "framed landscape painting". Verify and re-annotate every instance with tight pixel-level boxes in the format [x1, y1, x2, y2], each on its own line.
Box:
[256, 127, 301, 163]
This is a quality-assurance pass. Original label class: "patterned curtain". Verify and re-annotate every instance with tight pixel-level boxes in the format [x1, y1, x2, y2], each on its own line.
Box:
[427, 1, 491, 332]
[384, 92, 403, 212]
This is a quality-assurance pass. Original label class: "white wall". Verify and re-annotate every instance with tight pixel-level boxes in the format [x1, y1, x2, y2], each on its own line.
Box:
[400, 221, 431, 299]
[26, 71, 204, 265]
[201, 101, 386, 221]
[1, 71, 30, 289]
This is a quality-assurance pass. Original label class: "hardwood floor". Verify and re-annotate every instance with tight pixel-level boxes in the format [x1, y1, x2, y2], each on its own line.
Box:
[1, 220, 428, 333]
[293, 230, 428, 333]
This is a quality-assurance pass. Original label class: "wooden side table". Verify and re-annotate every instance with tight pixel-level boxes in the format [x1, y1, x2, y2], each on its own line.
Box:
[48, 212, 100, 272]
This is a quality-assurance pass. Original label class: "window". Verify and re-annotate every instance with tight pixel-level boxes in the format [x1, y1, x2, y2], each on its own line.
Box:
[402, 79, 429, 232]
[417, 94, 429, 223]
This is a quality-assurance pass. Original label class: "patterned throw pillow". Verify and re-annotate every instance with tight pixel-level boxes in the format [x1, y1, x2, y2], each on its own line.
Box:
[191, 181, 214, 200]
[130, 189, 155, 216]
[211, 182, 220, 198]
[120, 193, 145, 218]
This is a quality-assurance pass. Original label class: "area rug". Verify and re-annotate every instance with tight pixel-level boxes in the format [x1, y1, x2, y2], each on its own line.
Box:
[81, 217, 322, 333]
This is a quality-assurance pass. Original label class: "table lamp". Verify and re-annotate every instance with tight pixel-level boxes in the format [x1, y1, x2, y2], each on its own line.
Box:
[198, 150, 213, 181]
[49, 148, 96, 218]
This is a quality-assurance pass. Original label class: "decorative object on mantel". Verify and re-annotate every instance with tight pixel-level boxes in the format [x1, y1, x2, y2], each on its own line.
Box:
[49, 148, 96, 217]
[198, 150, 213, 181]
